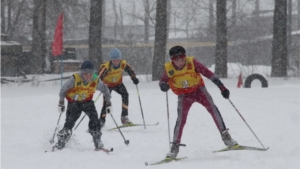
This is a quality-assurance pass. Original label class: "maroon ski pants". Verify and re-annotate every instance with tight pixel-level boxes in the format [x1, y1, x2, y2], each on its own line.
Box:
[172, 86, 226, 144]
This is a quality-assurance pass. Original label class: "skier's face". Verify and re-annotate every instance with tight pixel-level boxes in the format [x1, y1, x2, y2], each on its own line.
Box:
[172, 56, 186, 69]
[83, 73, 93, 82]
[111, 59, 121, 67]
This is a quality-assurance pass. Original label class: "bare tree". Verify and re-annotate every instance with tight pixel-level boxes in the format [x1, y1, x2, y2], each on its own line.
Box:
[31, 0, 47, 74]
[232, 0, 237, 26]
[7, 0, 11, 32]
[144, 0, 150, 43]
[112, 0, 118, 39]
[215, 0, 228, 78]
[1, 0, 5, 33]
[298, 0, 300, 29]
[152, 0, 167, 81]
[271, 0, 287, 77]
[89, 0, 103, 68]
[7, 0, 26, 38]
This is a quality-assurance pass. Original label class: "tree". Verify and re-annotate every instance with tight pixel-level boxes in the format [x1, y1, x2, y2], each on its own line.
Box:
[215, 0, 228, 78]
[152, 0, 168, 81]
[1, 0, 5, 34]
[271, 0, 287, 77]
[89, 0, 103, 69]
[31, 0, 46, 74]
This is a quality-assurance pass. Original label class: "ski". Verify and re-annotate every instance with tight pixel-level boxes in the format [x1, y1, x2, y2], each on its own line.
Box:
[47, 147, 113, 153]
[145, 157, 187, 166]
[213, 144, 269, 153]
[95, 147, 113, 153]
[108, 122, 159, 131]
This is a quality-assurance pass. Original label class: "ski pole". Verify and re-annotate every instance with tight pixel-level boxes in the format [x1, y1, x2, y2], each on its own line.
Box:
[228, 98, 266, 149]
[109, 113, 130, 145]
[74, 92, 102, 130]
[50, 113, 63, 144]
[166, 91, 171, 150]
[135, 84, 146, 129]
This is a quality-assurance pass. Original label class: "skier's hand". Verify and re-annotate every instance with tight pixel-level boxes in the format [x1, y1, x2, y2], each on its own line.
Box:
[160, 82, 170, 92]
[58, 100, 65, 114]
[106, 102, 112, 114]
[132, 77, 139, 85]
[220, 86, 230, 99]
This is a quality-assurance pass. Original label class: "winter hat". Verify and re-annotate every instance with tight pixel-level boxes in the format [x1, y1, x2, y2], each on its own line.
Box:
[80, 60, 95, 74]
[109, 48, 122, 60]
[169, 46, 186, 59]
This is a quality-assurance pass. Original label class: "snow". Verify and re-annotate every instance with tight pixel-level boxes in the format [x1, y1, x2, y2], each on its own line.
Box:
[1, 64, 300, 169]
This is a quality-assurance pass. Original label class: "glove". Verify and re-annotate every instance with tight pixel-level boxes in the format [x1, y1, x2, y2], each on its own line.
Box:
[132, 77, 139, 85]
[58, 100, 65, 114]
[106, 102, 112, 114]
[220, 86, 230, 99]
[160, 82, 170, 92]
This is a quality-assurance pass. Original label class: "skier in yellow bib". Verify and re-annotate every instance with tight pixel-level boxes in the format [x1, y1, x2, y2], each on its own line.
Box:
[98, 48, 139, 127]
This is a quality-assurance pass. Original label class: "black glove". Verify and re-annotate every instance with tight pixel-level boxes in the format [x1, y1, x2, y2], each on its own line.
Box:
[58, 100, 65, 114]
[132, 77, 139, 85]
[106, 101, 112, 114]
[220, 86, 230, 99]
[160, 83, 170, 92]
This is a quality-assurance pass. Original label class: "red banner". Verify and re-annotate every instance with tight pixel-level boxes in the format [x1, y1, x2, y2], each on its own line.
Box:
[52, 13, 63, 56]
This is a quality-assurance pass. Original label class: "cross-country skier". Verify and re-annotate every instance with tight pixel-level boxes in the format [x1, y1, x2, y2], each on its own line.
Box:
[159, 46, 238, 158]
[54, 60, 112, 150]
[98, 48, 139, 127]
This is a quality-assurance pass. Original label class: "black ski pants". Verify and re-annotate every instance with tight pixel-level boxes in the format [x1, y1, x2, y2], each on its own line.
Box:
[63, 100, 100, 132]
[100, 83, 129, 120]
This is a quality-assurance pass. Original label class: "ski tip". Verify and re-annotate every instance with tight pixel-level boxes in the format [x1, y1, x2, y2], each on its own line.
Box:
[145, 162, 149, 166]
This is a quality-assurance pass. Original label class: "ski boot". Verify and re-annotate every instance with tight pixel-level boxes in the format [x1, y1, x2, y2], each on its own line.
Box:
[166, 143, 180, 159]
[90, 130, 104, 150]
[121, 116, 132, 125]
[53, 128, 72, 150]
[221, 129, 238, 147]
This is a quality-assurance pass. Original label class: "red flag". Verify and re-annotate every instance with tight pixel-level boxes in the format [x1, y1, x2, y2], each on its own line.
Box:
[52, 13, 63, 56]
[237, 73, 243, 88]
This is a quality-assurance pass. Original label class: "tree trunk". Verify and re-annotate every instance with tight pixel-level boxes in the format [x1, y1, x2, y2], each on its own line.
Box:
[89, 0, 103, 69]
[1, 0, 5, 34]
[144, 0, 150, 43]
[152, 0, 168, 81]
[8, 0, 26, 38]
[31, 0, 46, 74]
[271, 0, 287, 77]
[215, 0, 228, 78]
[232, 0, 237, 26]
[298, 0, 300, 30]
[112, 0, 118, 39]
[7, 0, 11, 31]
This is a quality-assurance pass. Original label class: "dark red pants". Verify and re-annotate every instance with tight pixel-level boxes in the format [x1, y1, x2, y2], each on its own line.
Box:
[172, 86, 226, 144]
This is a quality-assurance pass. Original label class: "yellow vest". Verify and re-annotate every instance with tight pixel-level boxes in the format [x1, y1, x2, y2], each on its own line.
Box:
[66, 73, 98, 101]
[101, 60, 126, 87]
[165, 57, 204, 95]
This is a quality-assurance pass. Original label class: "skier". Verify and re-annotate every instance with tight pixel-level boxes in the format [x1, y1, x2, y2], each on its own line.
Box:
[159, 46, 238, 158]
[98, 48, 139, 127]
[54, 60, 112, 150]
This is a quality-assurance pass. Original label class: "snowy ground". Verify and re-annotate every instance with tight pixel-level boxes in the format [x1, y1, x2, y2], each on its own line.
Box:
[1, 67, 300, 169]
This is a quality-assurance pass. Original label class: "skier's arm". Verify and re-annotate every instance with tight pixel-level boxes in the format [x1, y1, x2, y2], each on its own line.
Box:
[159, 70, 170, 92]
[59, 76, 75, 102]
[98, 66, 108, 80]
[124, 63, 139, 84]
[193, 59, 229, 98]
[96, 79, 111, 103]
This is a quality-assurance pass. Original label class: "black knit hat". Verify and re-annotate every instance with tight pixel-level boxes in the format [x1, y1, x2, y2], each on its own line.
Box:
[80, 60, 95, 73]
[169, 46, 186, 58]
